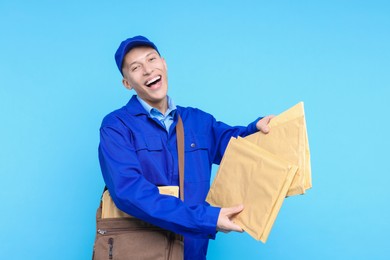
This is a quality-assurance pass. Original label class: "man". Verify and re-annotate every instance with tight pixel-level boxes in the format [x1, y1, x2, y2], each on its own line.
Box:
[98, 36, 273, 259]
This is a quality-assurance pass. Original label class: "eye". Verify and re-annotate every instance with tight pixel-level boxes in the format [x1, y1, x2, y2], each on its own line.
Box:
[131, 65, 140, 72]
[149, 56, 157, 62]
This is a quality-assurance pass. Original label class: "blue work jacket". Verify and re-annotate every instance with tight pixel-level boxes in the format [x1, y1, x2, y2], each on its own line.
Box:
[99, 95, 260, 259]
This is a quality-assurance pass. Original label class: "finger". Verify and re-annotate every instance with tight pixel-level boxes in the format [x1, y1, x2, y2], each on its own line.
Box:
[229, 222, 244, 233]
[266, 114, 275, 121]
[218, 221, 244, 233]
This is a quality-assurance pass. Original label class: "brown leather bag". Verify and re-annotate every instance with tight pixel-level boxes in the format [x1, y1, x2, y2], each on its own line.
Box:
[92, 207, 184, 260]
[92, 116, 185, 260]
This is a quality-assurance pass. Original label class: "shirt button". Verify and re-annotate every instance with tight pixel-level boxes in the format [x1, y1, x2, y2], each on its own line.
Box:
[190, 143, 196, 148]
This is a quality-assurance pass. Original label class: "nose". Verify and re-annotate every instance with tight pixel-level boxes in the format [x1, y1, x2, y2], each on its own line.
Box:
[143, 63, 153, 75]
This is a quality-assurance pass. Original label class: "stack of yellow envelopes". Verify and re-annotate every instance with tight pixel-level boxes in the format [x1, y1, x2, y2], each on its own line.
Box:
[206, 102, 311, 242]
[245, 102, 312, 196]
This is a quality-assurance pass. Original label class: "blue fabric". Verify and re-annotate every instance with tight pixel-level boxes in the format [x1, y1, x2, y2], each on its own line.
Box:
[114, 35, 160, 74]
[136, 95, 176, 132]
[98, 95, 260, 259]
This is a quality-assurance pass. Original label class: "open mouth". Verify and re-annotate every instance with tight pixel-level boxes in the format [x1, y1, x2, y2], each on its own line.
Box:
[145, 76, 162, 88]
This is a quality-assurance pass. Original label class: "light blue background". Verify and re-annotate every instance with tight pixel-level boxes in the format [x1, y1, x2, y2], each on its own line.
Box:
[1, 1, 389, 259]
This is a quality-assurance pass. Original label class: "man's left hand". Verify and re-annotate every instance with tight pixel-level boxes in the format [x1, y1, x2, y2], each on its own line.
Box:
[256, 115, 274, 134]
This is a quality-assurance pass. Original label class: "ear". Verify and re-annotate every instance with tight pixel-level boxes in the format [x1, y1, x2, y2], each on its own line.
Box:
[122, 78, 133, 90]
[162, 57, 167, 71]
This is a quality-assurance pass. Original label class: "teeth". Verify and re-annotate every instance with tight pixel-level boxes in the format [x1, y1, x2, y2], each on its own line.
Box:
[146, 76, 161, 86]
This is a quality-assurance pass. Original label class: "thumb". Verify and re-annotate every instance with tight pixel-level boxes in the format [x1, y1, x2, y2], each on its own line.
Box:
[261, 125, 270, 134]
[226, 204, 244, 217]
[258, 115, 275, 134]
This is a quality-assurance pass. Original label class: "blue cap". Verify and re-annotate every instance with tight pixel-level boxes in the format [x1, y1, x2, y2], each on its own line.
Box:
[115, 35, 160, 74]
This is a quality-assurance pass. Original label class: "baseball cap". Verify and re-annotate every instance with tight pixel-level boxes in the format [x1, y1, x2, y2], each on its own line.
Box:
[114, 35, 160, 74]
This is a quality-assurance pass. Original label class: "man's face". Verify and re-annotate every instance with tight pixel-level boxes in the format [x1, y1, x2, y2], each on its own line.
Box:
[122, 46, 168, 111]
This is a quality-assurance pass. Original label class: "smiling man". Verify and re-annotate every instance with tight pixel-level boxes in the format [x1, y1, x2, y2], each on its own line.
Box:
[121, 45, 168, 112]
[98, 35, 273, 259]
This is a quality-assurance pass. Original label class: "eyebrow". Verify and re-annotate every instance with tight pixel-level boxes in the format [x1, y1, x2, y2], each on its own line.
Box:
[127, 51, 158, 68]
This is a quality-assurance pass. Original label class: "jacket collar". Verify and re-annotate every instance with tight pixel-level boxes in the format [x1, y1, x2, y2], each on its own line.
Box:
[125, 95, 149, 116]
[125, 95, 182, 119]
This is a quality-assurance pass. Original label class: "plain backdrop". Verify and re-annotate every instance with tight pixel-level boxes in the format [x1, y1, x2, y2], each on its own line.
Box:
[1, 1, 389, 259]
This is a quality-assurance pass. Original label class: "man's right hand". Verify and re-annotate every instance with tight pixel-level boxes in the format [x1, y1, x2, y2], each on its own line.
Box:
[216, 204, 244, 233]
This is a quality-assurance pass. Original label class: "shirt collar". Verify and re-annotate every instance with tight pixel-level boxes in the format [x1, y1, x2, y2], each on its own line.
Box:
[136, 95, 176, 118]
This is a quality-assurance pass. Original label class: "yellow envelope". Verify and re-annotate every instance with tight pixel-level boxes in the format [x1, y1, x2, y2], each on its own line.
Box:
[206, 137, 297, 242]
[245, 102, 312, 196]
[101, 186, 179, 219]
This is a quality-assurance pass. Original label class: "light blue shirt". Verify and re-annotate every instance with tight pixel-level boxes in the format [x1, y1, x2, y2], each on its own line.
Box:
[136, 95, 176, 132]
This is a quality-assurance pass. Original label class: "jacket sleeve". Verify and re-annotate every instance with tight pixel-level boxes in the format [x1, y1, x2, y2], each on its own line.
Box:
[98, 120, 220, 239]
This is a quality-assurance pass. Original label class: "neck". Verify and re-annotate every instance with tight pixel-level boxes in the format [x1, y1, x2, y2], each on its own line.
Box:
[155, 100, 168, 114]
[150, 97, 168, 114]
